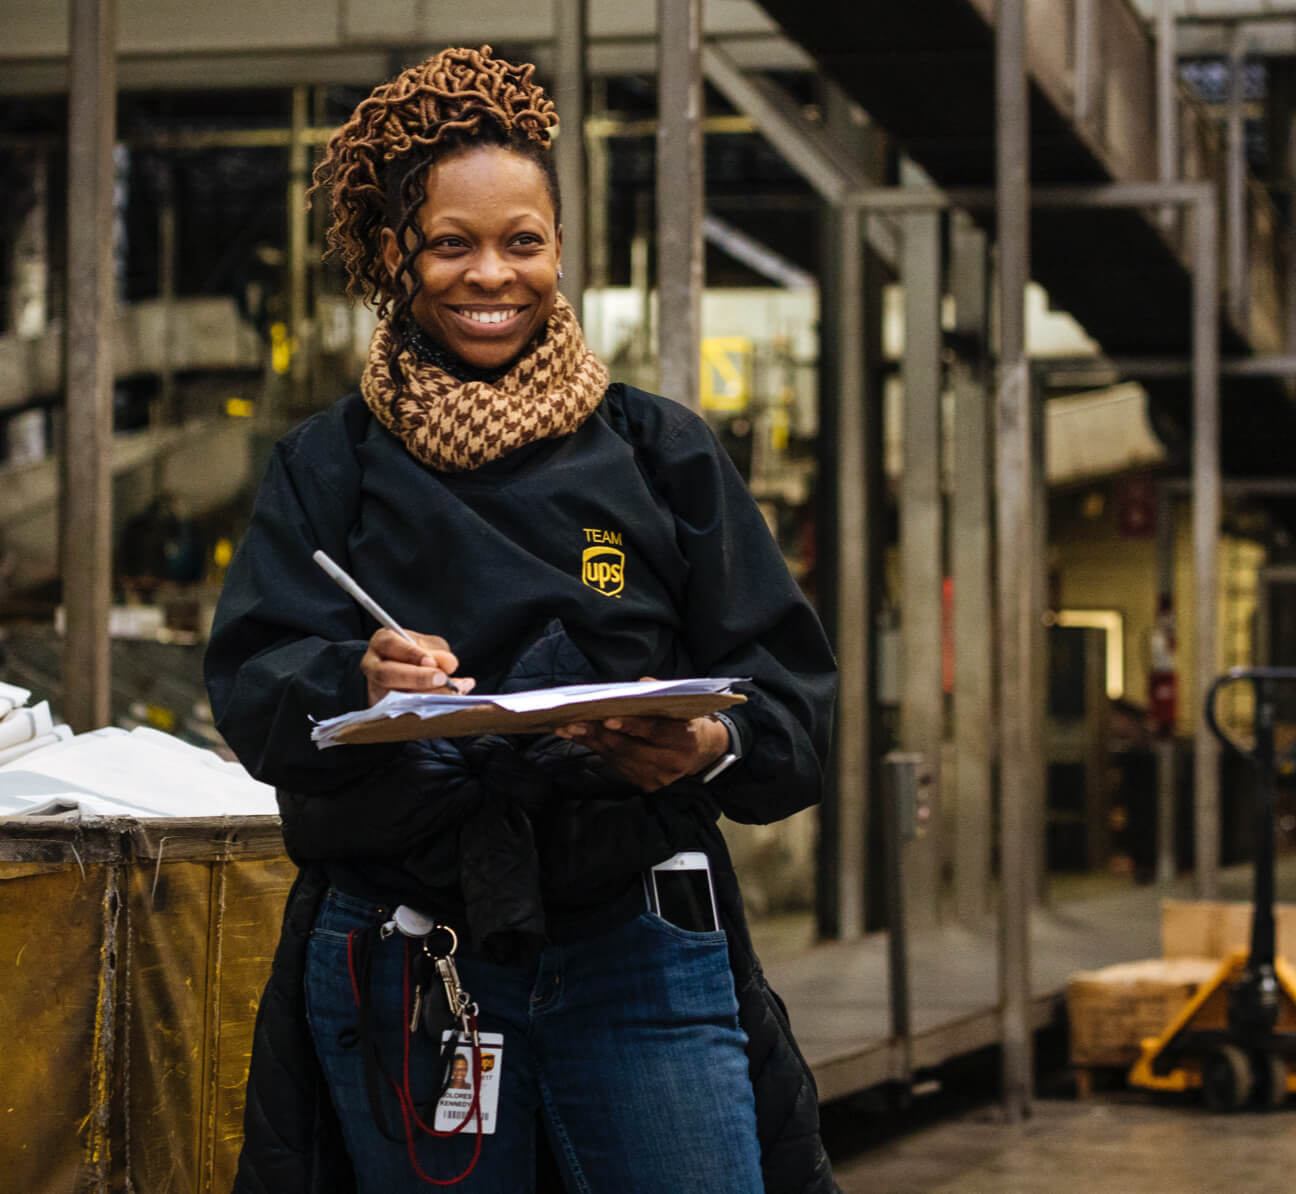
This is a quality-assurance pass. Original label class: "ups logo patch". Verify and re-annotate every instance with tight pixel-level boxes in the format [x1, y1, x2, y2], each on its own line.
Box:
[582, 546, 625, 597]
[581, 528, 625, 597]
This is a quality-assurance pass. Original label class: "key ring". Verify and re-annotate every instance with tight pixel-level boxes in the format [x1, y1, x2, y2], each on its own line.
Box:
[421, 925, 459, 959]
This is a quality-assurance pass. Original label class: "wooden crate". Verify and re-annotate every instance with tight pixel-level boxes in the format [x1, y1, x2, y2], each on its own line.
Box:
[1161, 899, 1296, 963]
[1067, 956, 1219, 1069]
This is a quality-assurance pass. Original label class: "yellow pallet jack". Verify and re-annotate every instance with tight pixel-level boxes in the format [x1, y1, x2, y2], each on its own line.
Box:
[1130, 667, 1296, 1111]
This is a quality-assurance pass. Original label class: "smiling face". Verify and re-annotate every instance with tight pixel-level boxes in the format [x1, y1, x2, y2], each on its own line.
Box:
[382, 145, 563, 371]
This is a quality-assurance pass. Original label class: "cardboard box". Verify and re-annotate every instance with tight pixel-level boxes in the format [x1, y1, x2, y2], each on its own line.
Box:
[1161, 899, 1296, 963]
[1067, 957, 1219, 1068]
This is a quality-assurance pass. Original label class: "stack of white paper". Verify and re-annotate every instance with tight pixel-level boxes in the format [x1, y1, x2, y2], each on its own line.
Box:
[310, 677, 746, 749]
[0, 682, 74, 768]
[0, 725, 276, 820]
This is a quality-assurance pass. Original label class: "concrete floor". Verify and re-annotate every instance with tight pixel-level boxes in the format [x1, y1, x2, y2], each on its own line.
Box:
[830, 1094, 1296, 1194]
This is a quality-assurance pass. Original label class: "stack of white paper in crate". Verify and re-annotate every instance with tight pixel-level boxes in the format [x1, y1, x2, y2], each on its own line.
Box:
[0, 681, 72, 767]
[0, 681, 276, 820]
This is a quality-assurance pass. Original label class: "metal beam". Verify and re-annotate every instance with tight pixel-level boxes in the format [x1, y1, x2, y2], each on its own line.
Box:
[702, 43, 863, 206]
[287, 84, 308, 411]
[62, 0, 116, 735]
[831, 205, 869, 941]
[900, 197, 945, 930]
[997, 0, 1033, 1124]
[0, 34, 814, 97]
[1178, 22, 1296, 57]
[1045, 353, 1296, 380]
[655, 0, 703, 412]
[1158, 0, 1179, 234]
[700, 46, 897, 266]
[554, 0, 588, 315]
[950, 214, 994, 927]
[1166, 476, 1296, 496]
[1031, 365, 1049, 905]
[849, 180, 1216, 211]
[1177, 8, 1296, 25]
[1227, 26, 1250, 330]
[1154, 486, 1178, 886]
[1073, 0, 1099, 129]
[1193, 193, 1222, 900]
[587, 80, 610, 293]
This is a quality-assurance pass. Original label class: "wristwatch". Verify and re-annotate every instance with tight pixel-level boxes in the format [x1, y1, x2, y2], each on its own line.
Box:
[700, 711, 742, 783]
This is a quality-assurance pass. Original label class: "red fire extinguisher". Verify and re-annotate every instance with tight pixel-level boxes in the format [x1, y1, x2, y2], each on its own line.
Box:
[1149, 594, 1178, 737]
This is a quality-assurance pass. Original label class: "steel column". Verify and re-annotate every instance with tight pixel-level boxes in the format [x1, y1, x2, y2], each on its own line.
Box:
[1073, 0, 1098, 129]
[1194, 194, 1222, 899]
[1155, 484, 1178, 885]
[554, 0, 588, 314]
[587, 80, 610, 293]
[900, 201, 945, 929]
[655, 0, 704, 412]
[950, 214, 994, 925]
[62, 0, 117, 734]
[882, 753, 917, 1080]
[155, 162, 176, 430]
[832, 205, 869, 941]
[1030, 364, 1049, 905]
[1157, 0, 1179, 234]
[288, 85, 309, 410]
[1227, 25, 1249, 330]
[996, 0, 1033, 1122]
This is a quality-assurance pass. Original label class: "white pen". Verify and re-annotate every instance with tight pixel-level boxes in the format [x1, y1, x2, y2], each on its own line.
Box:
[312, 550, 473, 693]
[312, 550, 420, 649]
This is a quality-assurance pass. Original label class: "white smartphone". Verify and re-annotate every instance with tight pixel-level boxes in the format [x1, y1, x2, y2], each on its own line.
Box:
[645, 851, 719, 933]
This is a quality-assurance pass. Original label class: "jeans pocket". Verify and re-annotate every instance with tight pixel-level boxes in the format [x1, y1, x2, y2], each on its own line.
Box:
[637, 910, 728, 947]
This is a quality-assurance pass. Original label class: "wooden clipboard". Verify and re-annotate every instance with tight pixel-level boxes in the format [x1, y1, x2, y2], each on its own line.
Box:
[331, 691, 746, 745]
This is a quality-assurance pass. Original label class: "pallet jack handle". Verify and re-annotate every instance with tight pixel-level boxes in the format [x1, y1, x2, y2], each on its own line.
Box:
[1203, 667, 1296, 972]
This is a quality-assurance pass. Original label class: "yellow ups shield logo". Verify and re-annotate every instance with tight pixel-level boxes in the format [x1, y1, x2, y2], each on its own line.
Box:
[582, 546, 625, 597]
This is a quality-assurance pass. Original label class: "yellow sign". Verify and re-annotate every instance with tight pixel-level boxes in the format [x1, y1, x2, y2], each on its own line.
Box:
[700, 337, 752, 412]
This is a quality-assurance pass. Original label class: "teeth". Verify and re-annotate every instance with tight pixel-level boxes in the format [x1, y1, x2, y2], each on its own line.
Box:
[462, 308, 519, 325]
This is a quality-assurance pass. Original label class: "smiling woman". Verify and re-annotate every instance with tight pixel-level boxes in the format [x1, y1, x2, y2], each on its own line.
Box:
[205, 43, 838, 1194]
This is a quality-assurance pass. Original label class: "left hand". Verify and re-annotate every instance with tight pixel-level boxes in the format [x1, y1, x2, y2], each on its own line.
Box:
[554, 678, 730, 792]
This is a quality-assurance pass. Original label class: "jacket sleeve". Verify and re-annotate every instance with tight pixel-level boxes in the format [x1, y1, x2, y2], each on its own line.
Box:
[636, 398, 838, 825]
[203, 406, 443, 800]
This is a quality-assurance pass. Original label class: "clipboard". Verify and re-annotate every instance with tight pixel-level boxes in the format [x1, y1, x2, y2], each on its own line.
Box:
[328, 691, 746, 745]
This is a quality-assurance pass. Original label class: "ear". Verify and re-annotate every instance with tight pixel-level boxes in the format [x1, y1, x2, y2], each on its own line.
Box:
[380, 227, 402, 281]
[555, 224, 564, 271]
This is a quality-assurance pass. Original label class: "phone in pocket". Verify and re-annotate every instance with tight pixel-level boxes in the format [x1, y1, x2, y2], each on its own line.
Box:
[645, 851, 719, 933]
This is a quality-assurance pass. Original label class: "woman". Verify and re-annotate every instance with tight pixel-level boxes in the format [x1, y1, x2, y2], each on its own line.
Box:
[206, 46, 838, 1194]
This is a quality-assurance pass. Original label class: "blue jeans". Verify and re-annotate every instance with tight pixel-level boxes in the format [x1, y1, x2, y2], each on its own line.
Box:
[304, 888, 763, 1193]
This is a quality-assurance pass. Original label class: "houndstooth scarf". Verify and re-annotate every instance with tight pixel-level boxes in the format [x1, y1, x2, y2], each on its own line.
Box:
[361, 292, 609, 473]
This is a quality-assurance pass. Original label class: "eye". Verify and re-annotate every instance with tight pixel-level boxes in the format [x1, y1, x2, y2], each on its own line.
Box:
[430, 235, 469, 253]
[512, 232, 545, 249]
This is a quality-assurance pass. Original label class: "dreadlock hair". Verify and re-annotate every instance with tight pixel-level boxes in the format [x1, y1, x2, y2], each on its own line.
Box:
[311, 45, 561, 379]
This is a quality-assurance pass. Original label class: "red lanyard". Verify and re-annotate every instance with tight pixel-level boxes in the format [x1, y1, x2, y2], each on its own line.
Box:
[346, 929, 485, 1185]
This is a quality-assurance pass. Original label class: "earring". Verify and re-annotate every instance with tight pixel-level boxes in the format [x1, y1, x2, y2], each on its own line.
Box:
[557, 265, 564, 279]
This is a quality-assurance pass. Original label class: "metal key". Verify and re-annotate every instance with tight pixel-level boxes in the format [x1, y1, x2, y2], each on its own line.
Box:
[410, 943, 438, 1033]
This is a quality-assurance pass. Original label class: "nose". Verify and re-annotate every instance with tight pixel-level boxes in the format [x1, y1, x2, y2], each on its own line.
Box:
[464, 247, 515, 291]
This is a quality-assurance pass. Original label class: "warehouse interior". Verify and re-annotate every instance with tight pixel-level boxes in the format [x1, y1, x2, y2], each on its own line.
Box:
[6, 0, 1296, 1189]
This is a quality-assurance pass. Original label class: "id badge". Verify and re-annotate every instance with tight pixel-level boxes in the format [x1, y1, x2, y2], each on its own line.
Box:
[435, 1031, 503, 1134]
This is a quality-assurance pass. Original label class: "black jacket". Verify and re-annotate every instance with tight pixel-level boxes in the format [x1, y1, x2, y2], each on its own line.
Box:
[206, 386, 840, 1192]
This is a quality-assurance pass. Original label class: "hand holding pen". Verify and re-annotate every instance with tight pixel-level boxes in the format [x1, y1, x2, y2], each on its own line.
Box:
[313, 551, 476, 706]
